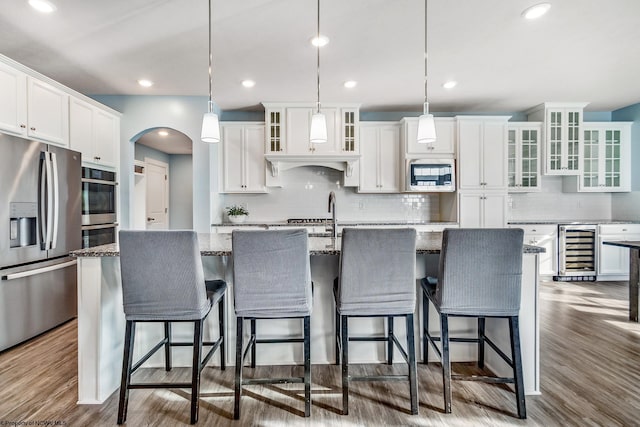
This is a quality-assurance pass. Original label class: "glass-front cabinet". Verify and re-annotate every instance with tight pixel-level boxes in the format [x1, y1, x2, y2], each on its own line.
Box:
[563, 122, 632, 192]
[507, 122, 541, 192]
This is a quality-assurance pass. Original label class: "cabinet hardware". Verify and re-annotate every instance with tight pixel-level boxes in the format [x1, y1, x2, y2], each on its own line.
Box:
[20, 124, 26, 128]
[30, 127, 36, 131]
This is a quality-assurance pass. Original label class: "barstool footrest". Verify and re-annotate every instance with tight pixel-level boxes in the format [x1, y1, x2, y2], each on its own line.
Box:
[243, 377, 305, 385]
[256, 338, 304, 344]
[129, 382, 193, 389]
[452, 374, 515, 384]
[350, 375, 409, 382]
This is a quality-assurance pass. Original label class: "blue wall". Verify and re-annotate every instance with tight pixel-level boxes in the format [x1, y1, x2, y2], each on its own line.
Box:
[613, 103, 640, 190]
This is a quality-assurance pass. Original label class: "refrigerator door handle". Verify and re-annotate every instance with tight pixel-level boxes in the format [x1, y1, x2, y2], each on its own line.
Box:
[51, 152, 59, 249]
[44, 152, 54, 250]
[1, 259, 77, 281]
[39, 152, 48, 250]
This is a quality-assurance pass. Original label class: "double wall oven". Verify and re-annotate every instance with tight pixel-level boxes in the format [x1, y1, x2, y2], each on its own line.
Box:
[81, 167, 117, 248]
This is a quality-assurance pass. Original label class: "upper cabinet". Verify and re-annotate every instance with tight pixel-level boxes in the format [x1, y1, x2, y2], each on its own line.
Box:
[563, 122, 632, 193]
[527, 102, 588, 175]
[457, 116, 509, 191]
[263, 103, 360, 155]
[508, 122, 542, 192]
[220, 122, 267, 193]
[400, 117, 455, 157]
[70, 97, 120, 169]
[358, 122, 400, 193]
[0, 61, 27, 136]
[0, 61, 69, 147]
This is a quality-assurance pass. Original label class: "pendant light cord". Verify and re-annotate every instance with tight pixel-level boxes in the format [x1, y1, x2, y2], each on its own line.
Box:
[316, 0, 321, 114]
[208, 0, 213, 113]
[424, 0, 428, 109]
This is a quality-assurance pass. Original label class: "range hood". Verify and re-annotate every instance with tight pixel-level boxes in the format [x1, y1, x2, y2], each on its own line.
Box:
[264, 153, 361, 178]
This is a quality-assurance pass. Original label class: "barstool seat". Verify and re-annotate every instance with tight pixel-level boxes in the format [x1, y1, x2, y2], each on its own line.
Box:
[117, 230, 226, 425]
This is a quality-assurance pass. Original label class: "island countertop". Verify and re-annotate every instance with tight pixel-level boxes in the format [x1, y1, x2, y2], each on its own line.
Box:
[71, 232, 544, 257]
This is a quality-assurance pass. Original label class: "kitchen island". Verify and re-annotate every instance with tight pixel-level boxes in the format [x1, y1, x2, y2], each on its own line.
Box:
[603, 240, 640, 321]
[72, 232, 543, 404]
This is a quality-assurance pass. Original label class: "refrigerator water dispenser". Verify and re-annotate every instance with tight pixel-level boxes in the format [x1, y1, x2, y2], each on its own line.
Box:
[9, 202, 37, 248]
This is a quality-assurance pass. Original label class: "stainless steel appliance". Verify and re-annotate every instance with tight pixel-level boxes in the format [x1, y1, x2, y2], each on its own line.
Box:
[82, 223, 117, 248]
[406, 159, 455, 192]
[81, 167, 117, 226]
[557, 224, 598, 280]
[0, 133, 81, 352]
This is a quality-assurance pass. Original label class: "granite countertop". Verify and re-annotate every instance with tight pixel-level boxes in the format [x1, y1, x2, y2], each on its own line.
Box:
[212, 220, 459, 227]
[71, 232, 544, 258]
[508, 220, 640, 225]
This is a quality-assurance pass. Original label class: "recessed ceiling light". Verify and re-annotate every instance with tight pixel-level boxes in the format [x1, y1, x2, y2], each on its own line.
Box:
[310, 35, 330, 47]
[442, 81, 457, 89]
[522, 3, 551, 20]
[344, 80, 357, 89]
[158, 130, 169, 137]
[137, 79, 153, 88]
[29, 0, 56, 13]
[241, 80, 255, 88]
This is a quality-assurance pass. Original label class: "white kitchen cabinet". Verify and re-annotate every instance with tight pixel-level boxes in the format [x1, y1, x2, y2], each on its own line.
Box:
[527, 102, 588, 175]
[563, 122, 632, 193]
[70, 97, 120, 168]
[400, 117, 455, 156]
[508, 122, 542, 192]
[263, 103, 360, 155]
[457, 116, 509, 191]
[598, 224, 640, 277]
[458, 192, 507, 228]
[221, 122, 267, 193]
[27, 77, 69, 146]
[511, 223, 557, 276]
[0, 61, 27, 136]
[358, 122, 400, 193]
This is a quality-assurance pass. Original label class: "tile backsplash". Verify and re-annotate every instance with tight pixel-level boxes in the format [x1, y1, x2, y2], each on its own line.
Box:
[221, 166, 440, 222]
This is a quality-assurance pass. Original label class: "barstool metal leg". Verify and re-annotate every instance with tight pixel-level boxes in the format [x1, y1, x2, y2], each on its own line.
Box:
[335, 307, 341, 365]
[341, 315, 349, 415]
[190, 320, 204, 424]
[441, 313, 452, 414]
[406, 314, 418, 415]
[234, 317, 244, 420]
[218, 295, 226, 370]
[164, 321, 172, 371]
[387, 316, 394, 365]
[117, 320, 135, 425]
[303, 315, 311, 417]
[250, 318, 257, 368]
[423, 290, 429, 364]
[509, 316, 527, 419]
[478, 317, 486, 369]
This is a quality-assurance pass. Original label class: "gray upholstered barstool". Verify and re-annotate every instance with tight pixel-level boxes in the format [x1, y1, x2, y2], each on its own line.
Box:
[422, 228, 526, 419]
[334, 227, 418, 415]
[117, 230, 226, 425]
[232, 229, 312, 419]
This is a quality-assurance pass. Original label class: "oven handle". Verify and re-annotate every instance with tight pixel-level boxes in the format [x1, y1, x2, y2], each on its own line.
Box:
[82, 223, 119, 231]
[82, 178, 117, 186]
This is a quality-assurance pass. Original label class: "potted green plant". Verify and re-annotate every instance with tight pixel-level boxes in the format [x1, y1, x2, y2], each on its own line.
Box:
[226, 205, 249, 223]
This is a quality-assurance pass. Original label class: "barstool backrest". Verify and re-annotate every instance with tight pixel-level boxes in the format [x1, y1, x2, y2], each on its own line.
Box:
[119, 230, 210, 321]
[232, 229, 312, 318]
[436, 228, 524, 316]
[337, 228, 417, 316]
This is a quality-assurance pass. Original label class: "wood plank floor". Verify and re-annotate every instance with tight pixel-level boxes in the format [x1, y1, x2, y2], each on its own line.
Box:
[1, 280, 639, 426]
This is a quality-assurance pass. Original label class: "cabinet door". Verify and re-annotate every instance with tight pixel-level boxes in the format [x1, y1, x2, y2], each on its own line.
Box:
[405, 117, 455, 155]
[482, 193, 506, 227]
[312, 107, 339, 154]
[358, 126, 379, 192]
[598, 237, 629, 275]
[0, 62, 27, 136]
[69, 98, 94, 160]
[482, 121, 507, 189]
[458, 193, 483, 228]
[341, 108, 358, 152]
[378, 126, 400, 192]
[458, 121, 483, 189]
[545, 108, 582, 175]
[27, 77, 69, 146]
[221, 126, 245, 192]
[286, 107, 312, 154]
[244, 126, 266, 192]
[93, 110, 118, 168]
[266, 107, 285, 153]
[508, 124, 541, 192]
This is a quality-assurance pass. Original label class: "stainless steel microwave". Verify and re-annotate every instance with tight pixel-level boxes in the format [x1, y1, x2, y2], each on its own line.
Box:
[406, 159, 455, 192]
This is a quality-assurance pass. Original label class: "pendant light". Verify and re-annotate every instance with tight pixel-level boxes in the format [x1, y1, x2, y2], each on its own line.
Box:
[417, 0, 436, 144]
[309, 0, 327, 144]
[201, 0, 220, 143]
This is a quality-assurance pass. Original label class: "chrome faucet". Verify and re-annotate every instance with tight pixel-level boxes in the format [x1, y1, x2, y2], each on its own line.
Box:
[328, 191, 337, 239]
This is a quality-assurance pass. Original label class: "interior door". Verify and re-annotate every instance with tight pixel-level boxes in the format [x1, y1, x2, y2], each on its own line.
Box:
[145, 158, 168, 229]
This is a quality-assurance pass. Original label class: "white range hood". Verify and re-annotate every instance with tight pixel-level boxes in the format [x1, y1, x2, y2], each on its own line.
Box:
[264, 153, 361, 187]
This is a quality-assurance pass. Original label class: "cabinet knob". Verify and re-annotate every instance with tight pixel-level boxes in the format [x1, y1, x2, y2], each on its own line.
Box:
[20, 124, 26, 128]
[95, 156, 101, 161]
[147, 217, 155, 221]
[30, 127, 36, 131]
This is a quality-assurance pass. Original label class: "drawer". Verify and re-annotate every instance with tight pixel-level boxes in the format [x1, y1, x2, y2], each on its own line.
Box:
[599, 224, 640, 235]
[510, 224, 557, 235]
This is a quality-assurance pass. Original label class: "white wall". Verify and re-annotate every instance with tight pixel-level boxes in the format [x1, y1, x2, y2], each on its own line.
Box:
[612, 192, 640, 220]
[221, 166, 442, 223]
[169, 155, 193, 229]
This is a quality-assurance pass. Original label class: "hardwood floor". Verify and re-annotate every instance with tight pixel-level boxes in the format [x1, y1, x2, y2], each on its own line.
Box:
[1, 280, 639, 426]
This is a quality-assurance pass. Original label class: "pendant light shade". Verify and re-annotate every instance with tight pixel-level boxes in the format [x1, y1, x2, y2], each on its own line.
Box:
[310, 0, 327, 144]
[417, 0, 436, 144]
[201, 0, 220, 143]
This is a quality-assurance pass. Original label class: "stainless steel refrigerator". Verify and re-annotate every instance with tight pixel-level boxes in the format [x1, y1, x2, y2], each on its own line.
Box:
[0, 133, 81, 352]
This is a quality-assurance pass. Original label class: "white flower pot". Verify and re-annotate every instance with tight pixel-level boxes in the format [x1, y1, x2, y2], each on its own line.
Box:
[228, 214, 247, 224]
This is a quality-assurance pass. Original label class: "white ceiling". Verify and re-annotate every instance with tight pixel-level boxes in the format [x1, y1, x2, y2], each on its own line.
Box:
[1, 0, 640, 114]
